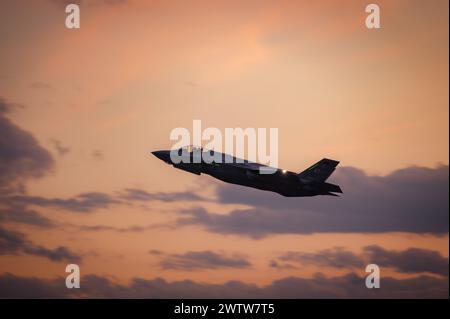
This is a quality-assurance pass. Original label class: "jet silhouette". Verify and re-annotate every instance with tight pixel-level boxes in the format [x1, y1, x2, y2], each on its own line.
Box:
[152, 146, 342, 197]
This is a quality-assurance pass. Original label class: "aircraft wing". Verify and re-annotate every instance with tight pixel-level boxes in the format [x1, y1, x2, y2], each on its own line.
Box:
[227, 161, 266, 171]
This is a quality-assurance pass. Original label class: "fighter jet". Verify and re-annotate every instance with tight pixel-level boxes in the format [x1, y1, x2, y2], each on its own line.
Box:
[152, 146, 342, 197]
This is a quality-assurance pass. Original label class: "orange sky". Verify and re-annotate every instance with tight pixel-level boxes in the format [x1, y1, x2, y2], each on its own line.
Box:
[0, 0, 448, 297]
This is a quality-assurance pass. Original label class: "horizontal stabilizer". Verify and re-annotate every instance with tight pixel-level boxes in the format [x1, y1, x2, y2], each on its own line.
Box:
[326, 192, 340, 197]
[323, 182, 342, 194]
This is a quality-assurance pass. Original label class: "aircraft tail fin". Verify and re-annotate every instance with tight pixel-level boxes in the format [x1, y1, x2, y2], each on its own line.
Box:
[298, 158, 339, 183]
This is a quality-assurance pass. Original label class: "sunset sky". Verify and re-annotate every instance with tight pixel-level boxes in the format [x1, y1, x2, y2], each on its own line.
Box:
[0, 0, 448, 298]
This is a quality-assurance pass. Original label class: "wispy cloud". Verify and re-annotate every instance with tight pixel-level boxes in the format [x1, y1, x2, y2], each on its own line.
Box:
[0, 202, 54, 228]
[0, 225, 81, 263]
[275, 246, 449, 277]
[9, 192, 121, 213]
[152, 250, 251, 271]
[49, 139, 70, 156]
[364, 245, 449, 277]
[279, 247, 365, 269]
[122, 188, 207, 202]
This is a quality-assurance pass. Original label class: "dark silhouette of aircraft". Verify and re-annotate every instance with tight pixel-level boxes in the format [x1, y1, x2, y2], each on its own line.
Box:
[152, 146, 342, 197]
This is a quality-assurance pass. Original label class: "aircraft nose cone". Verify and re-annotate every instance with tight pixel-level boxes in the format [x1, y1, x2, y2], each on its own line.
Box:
[151, 150, 171, 163]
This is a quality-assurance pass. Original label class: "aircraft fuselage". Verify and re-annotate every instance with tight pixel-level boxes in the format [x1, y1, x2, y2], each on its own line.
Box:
[152, 148, 342, 197]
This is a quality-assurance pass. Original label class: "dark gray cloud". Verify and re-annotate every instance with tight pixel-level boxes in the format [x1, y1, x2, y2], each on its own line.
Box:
[122, 188, 207, 202]
[5, 187, 207, 215]
[279, 247, 365, 269]
[176, 165, 449, 237]
[154, 250, 251, 271]
[0, 98, 9, 113]
[75, 224, 161, 233]
[0, 97, 54, 194]
[269, 260, 297, 270]
[0, 272, 447, 298]
[0, 202, 54, 228]
[9, 192, 121, 213]
[1, 187, 206, 232]
[0, 97, 79, 263]
[363, 245, 449, 277]
[0, 97, 56, 227]
[0, 225, 81, 263]
[22, 245, 80, 263]
[274, 246, 448, 277]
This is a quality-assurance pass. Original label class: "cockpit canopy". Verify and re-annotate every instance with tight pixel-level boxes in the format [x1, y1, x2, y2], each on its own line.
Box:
[181, 145, 202, 153]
